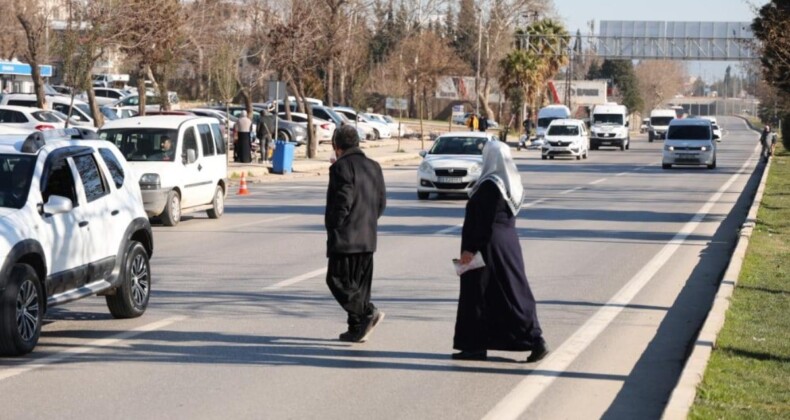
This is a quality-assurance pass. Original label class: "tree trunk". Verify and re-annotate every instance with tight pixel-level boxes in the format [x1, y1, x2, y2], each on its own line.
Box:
[158, 78, 171, 111]
[326, 57, 334, 107]
[294, 79, 316, 159]
[137, 67, 147, 116]
[86, 86, 104, 128]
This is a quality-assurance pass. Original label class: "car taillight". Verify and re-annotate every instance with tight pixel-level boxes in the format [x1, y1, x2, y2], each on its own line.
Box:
[320, 124, 330, 130]
[35, 124, 55, 131]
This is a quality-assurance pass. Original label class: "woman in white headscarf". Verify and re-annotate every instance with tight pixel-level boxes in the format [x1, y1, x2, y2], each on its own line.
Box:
[452, 140, 547, 362]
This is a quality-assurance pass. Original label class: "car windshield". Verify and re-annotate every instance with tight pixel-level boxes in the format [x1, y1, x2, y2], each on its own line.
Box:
[383, 116, 394, 123]
[651, 117, 673, 126]
[32, 111, 62, 123]
[75, 103, 91, 116]
[429, 137, 487, 155]
[99, 128, 180, 162]
[593, 114, 623, 125]
[547, 125, 580, 136]
[99, 106, 119, 120]
[667, 125, 711, 140]
[0, 154, 35, 209]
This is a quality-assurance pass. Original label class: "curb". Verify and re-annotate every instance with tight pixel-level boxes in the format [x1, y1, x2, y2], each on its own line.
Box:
[661, 119, 769, 419]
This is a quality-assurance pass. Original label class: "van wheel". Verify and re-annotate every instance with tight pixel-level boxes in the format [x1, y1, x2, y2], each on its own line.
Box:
[0, 264, 42, 356]
[417, 192, 429, 200]
[662, 164, 672, 169]
[161, 190, 181, 226]
[625, 139, 630, 150]
[106, 242, 150, 319]
[708, 160, 716, 170]
[583, 150, 589, 159]
[649, 133, 654, 142]
[576, 155, 581, 160]
[549, 156, 554, 160]
[620, 143, 625, 151]
[207, 185, 225, 219]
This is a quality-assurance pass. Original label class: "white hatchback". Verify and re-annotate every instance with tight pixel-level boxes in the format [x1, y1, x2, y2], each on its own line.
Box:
[417, 131, 494, 199]
[0, 128, 153, 356]
[541, 119, 590, 160]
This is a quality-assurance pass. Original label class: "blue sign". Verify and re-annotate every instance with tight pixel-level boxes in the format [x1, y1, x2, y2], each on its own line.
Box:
[0, 61, 53, 78]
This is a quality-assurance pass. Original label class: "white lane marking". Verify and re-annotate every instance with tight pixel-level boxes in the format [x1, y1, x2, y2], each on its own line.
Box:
[589, 178, 607, 185]
[221, 215, 295, 231]
[263, 267, 328, 290]
[482, 151, 758, 420]
[616, 172, 628, 177]
[0, 316, 186, 382]
[558, 186, 583, 195]
[523, 198, 547, 208]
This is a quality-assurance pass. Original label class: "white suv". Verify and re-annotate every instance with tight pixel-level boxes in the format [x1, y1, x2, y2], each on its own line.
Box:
[0, 128, 153, 356]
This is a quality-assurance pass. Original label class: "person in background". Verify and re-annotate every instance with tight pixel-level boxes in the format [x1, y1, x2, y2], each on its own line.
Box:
[325, 125, 387, 343]
[452, 141, 547, 362]
[256, 112, 274, 163]
[466, 113, 479, 131]
[236, 111, 252, 163]
[479, 114, 489, 132]
[760, 125, 772, 163]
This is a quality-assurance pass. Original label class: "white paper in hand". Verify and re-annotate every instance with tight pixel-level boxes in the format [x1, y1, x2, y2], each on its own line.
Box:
[453, 252, 486, 276]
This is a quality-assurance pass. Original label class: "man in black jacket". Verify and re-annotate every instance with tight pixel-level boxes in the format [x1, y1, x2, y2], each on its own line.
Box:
[325, 125, 387, 342]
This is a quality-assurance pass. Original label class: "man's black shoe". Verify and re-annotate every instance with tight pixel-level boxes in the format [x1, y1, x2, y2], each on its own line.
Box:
[358, 310, 385, 342]
[451, 350, 487, 361]
[526, 341, 549, 363]
[339, 329, 364, 343]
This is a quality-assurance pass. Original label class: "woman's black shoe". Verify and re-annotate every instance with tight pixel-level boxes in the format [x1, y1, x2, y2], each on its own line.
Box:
[451, 350, 487, 361]
[526, 341, 549, 363]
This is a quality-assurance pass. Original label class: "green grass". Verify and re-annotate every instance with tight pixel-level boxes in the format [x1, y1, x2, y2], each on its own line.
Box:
[689, 143, 790, 419]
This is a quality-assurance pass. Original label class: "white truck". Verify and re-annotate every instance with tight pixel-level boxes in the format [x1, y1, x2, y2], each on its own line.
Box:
[92, 74, 130, 88]
[590, 103, 630, 151]
[648, 109, 676, 142]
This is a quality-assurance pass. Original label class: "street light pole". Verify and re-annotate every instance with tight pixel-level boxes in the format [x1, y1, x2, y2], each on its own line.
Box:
[475, 7, 483, 115]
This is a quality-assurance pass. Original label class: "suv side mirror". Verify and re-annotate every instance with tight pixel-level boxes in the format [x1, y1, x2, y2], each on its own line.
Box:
[419, 150, 427, 158]
[43, 195, 73, 215]
[713, 133, 721, 141]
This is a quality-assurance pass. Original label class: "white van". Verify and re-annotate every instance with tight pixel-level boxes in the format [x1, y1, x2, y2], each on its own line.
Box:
[590, 103, 629, 150]
[536, 105, 572, 139]
[648, 109, 676, 142]
[98, 116, 228, 226]
[662, 118, 718, 169]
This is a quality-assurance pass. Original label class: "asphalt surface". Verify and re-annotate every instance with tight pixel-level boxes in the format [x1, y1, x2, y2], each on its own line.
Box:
[0, 117, 762, 419]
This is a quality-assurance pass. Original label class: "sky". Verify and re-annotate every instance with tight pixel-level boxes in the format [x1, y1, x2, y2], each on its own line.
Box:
[551, 0, 768, 82]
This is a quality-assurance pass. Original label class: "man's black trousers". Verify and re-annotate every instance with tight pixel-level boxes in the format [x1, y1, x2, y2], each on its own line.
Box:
[326, 253, 377, 330]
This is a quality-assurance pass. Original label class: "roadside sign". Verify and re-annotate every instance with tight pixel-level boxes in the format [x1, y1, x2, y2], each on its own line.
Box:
[452, 105, 465, 115]
[267, 81, 287, 101]
[385, 97, 408, 111]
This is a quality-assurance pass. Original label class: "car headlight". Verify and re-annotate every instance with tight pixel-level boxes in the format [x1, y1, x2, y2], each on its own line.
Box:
[469, 163, 482, 175]
[419, 161, 432, 172]
[700, 146, 708, 151]
[665, 145, 674, 151]
[295, 126, 306, 134]
[139, 173, 161, 188]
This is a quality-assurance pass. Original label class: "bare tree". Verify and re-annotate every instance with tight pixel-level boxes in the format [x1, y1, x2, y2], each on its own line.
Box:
[269, 0, 323, 158]
[14, 0, 51, 108]
[634, 60, 687, 113]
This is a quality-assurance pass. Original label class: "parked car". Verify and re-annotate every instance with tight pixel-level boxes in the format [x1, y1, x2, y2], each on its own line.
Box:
[0, 124, 35, 135]
[640, 118, 649, 133]
[0, 128, 153, 355]
[416, 131, 494, 200]
[111, 92, 180, 112]
[278, 112, 336, 143]
[0, 93, 116, 128]
[364, 113, 407, 137]
[79, 88, 129, 106]
[662, 118, 718, 169]
[541, 119, 590, 160]
[106, 107, 139, 119]
[187, 108, 234, 141]
[0, 105, 67, 131]
[333, 107, 391, 140]
[99, 116, 227, 226]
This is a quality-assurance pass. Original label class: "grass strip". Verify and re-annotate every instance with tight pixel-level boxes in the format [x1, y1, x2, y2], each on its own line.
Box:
[689, 141, 790, 419]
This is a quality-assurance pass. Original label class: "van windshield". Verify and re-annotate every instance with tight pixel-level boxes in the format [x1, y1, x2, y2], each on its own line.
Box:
[593, 114, 623, 125]
[538, 117, 560, 128]
[99, 128, 180, 162]
[667, 125, 710, 140]
[651, 117, 673, 126]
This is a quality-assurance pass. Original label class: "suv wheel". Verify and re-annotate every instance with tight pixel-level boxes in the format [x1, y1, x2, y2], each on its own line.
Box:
[0, 264, 42, 356]
[649, 132, 654, 142]
[708, 160, 717, 170]
[278, 130, 291, 142]
[207, 185, 225, 219]
[372, 129, 380, 140]
[162, 190, 181, 226]
[106, 242, 150, 319]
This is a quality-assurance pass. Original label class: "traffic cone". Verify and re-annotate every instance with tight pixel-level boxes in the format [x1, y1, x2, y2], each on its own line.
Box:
[238, 172, 250, 196]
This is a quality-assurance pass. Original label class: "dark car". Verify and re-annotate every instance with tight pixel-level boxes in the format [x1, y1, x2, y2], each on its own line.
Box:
[210, 105, 307, 146]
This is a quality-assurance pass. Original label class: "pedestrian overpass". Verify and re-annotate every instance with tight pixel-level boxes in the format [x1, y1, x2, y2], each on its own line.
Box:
[517, 20, 757, 61]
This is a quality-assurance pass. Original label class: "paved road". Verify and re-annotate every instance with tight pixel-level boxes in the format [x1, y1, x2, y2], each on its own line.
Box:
[0, 117, 762, 419]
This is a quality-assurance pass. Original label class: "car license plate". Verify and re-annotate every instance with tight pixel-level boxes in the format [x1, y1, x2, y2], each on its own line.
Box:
[678, 153, 697, 158]
[601, 141, 611, 145]
[437, 176, 463, 183]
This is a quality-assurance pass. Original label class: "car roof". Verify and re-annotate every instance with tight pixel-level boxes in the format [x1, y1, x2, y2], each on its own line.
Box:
[669, 118, 711, 126]
[0, 128, 101, 154]
[100, 115, 216, 130]
[0, 105, 43, 113]
[548, 118, 584, 126]
[437, 131, 492, 139]
[3, 93, 88, 106]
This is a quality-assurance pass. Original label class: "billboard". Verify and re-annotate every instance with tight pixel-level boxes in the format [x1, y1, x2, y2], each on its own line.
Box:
[435, 76, 502, 102]
[552, 80, 608, 106]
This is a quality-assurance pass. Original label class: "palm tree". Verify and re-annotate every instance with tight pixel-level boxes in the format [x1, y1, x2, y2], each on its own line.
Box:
[499, 49, 542, 123]
[522, 19, 570, 106]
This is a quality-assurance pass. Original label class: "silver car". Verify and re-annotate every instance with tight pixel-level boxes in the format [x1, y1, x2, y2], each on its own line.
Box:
[417, 132, 494, 200]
